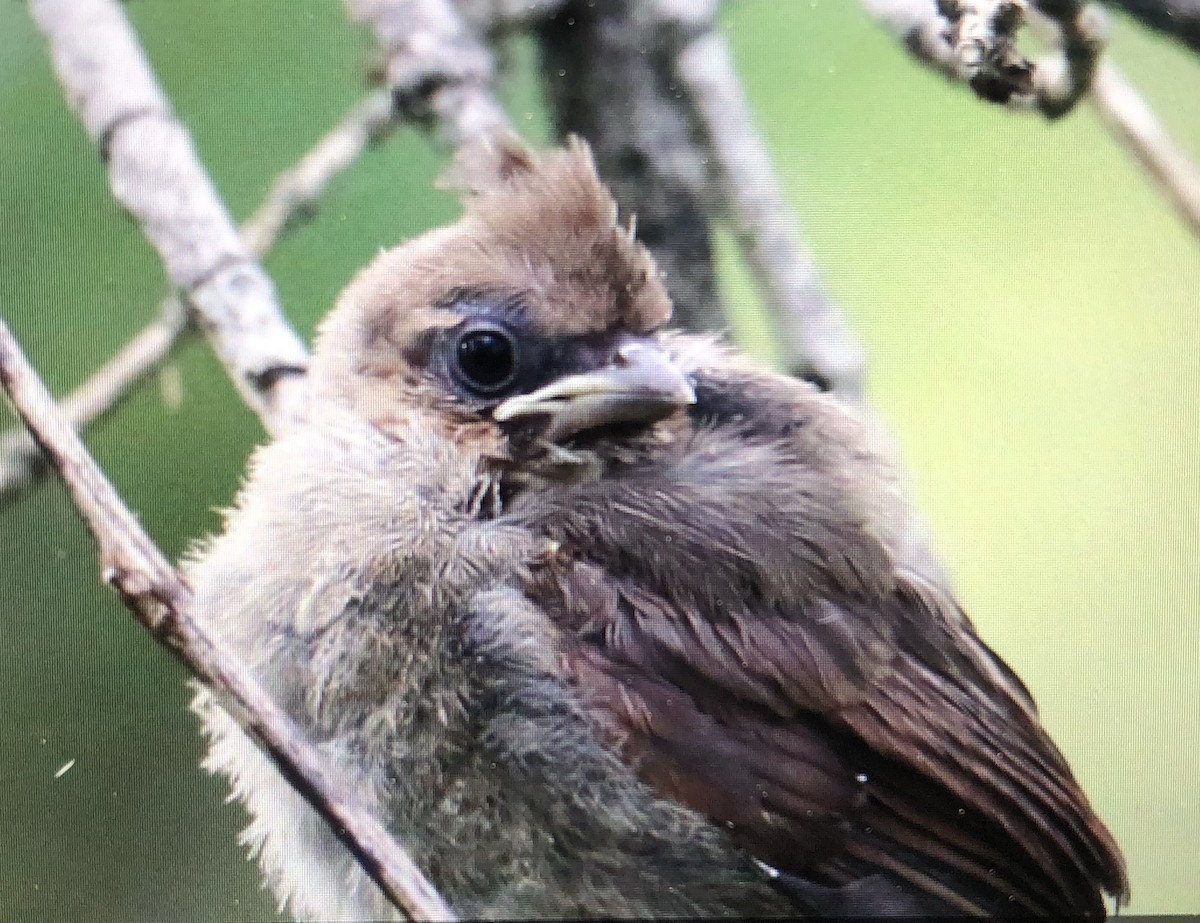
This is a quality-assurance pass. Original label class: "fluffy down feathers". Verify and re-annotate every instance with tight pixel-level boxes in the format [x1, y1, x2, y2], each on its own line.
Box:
[188, 135, 1127, 919]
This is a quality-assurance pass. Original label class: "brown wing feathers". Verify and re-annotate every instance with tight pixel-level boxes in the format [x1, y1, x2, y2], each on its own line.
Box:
[532, 552, 1124, 915]
[514, 367, 1127, 916]
[565, 648, 858, 871]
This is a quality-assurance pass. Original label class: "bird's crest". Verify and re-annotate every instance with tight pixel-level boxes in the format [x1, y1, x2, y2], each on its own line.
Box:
[439, 131, 541, 194]
[439, 133, 673, 335]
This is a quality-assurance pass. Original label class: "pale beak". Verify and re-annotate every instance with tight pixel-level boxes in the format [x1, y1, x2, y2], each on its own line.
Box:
[493, 341, 696, 441]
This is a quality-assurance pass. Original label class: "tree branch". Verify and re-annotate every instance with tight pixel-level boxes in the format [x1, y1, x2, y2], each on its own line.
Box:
[347, 0, 510, 146]
[1101, 0, 1200, 53]
[535, 0, 727, 338]
[24, 2, 453, 916]
[0, 88, 399, 505]
[662, 2, 869, 396]
[863, 0, 1200, 238]
[30, 0, 311, 433]
[0, 302, 187, 506]
[1090, 60, 1200, 235]
[0, 318, 456, 921]
[1031, 1, 1110, 117]
[861, 0, 1107, 117]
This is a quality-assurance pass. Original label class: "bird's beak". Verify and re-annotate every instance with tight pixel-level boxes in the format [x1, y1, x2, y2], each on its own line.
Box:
[493, 341, 696, 441]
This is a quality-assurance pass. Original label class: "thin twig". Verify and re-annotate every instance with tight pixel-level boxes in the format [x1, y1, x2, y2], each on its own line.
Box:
[30, 0, 311, 432]
[663, 5, 869, 397]
[1030, 2, 1109, 118]
[347, 0, 511, 146]
[0, 318, 456, 922]
[0, 303, 187, 505]
[0, 89, 400, 504]
[863, 0, 1200, 241]
[240, 89, 397, 257]
[1090, 60, 1200, 236]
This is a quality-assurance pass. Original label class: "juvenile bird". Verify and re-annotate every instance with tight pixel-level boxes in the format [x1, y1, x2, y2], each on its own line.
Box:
[188, 137, 1128, 919]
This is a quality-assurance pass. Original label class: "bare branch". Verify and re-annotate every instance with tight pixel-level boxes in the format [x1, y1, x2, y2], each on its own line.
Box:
[347, 0, 511, 146]
[664, 5, 869, 397]
[1090, 60, 1200, 236]
[0, 89, 400, 504]
[1100, 0, 1200, 53]
[864, 0, 1200, 239]
[30, 0, 310, 432]
[240, 90, 397, 258]
[0, 302, 187, 505]
[1031, 2, 1109, 118]
[24, 3, 451, 914]
[861, 0, 1033, 103]
[0, 318, 456, 922]
[862, 0, 1107, 117]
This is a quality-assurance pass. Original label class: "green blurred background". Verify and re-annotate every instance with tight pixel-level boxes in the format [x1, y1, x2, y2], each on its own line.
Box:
[1, 1, 1198, 918]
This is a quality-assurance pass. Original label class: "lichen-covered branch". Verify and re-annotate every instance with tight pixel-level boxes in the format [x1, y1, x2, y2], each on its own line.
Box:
[0, 318, 456, 922]
[863, 0, 1200, 239]
[1101, 0, 1200, 53]
[346, 0, 510, 146]
[24, 2, 451, 914]
[0, 89, 399, 504]
[862, 0, 1107, 117]
[29, 0, 311, 432]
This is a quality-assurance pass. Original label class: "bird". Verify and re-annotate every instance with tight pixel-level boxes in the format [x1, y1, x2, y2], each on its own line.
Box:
[186, 135, 1128, 919]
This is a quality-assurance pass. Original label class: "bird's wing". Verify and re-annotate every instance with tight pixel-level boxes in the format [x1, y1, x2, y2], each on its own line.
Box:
[527, 557, 1121, 916]
[514, 358, 1127, 918]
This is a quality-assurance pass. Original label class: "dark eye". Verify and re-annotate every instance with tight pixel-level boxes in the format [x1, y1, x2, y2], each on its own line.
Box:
[453, 324, 518, 394]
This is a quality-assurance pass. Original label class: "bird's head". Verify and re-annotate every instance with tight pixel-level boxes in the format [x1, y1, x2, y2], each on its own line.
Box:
[309, 135, 695, 478]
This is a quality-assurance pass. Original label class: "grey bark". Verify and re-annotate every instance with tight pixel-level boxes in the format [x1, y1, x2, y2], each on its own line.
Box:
[29, 0, 311, 432]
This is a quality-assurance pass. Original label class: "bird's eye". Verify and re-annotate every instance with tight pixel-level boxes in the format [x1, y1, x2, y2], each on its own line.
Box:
[453, 324, 518, 395]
